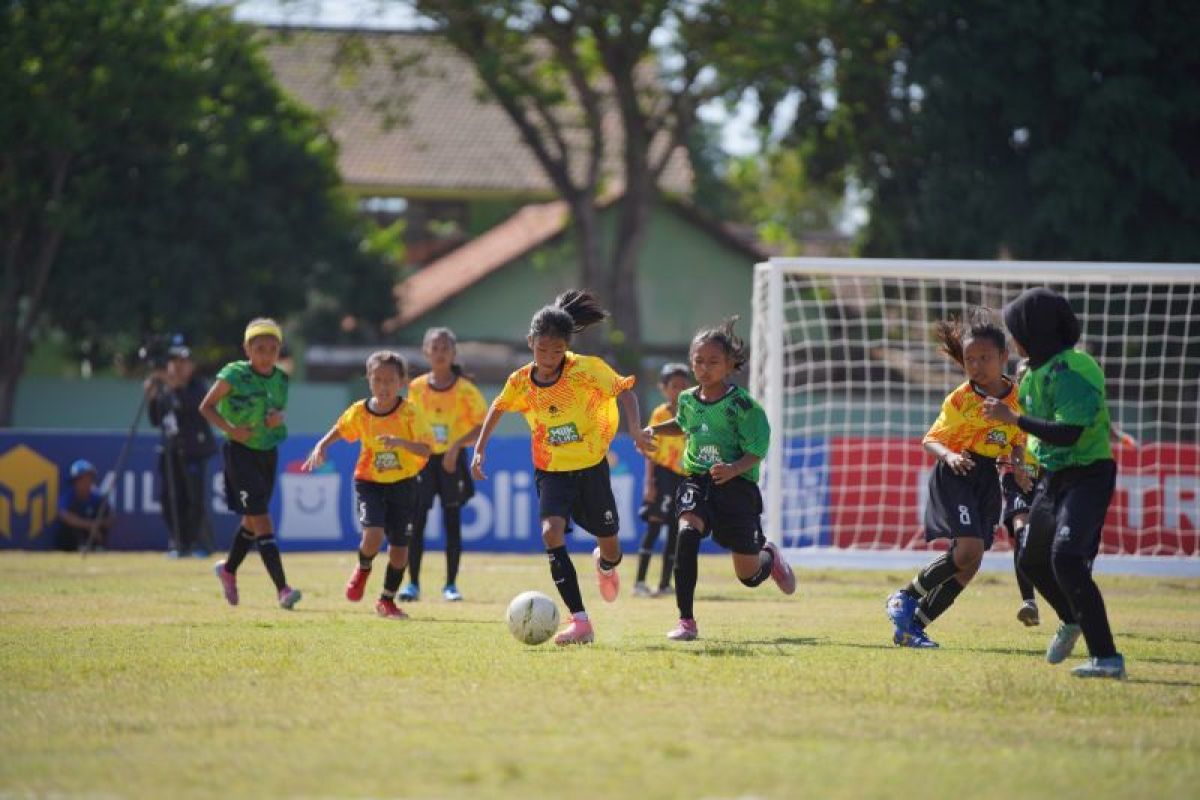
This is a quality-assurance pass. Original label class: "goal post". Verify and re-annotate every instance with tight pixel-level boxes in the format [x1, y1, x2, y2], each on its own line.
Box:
[750, 258, 1200, 566]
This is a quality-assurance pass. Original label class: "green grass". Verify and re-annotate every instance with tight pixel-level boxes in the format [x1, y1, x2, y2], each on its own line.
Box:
[1, 552, 1198, 799]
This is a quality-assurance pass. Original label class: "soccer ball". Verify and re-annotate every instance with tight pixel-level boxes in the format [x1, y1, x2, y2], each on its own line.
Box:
[506, 591, 560, 645]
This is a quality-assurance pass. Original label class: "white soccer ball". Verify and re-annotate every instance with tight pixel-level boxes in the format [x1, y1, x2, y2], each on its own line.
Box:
[506, 590, 560, 645]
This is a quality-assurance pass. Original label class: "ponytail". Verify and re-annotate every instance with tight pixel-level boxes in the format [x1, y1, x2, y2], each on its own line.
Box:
[934, 308, 1007, 369]
[529, 288, 609, 342]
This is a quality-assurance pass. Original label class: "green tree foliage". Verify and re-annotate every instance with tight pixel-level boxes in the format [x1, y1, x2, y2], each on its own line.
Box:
[0, 0, 394, 424]
[705, 0, 1200, 261]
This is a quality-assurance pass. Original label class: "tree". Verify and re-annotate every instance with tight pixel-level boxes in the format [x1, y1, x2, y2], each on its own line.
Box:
[711, 0, 1200, 260]
[0, 0, 394, 425]
[409, 0, 716, 367]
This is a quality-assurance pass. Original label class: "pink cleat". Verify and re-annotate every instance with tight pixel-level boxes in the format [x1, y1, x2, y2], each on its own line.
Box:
[593, 547, 620, 603]
[667, 618, 699, 641]
[278, 586, 302, 610]
[763, 541, 797, 595]
[213, 561, 238, 606]
[553, 617, 595, 646]
[345, 566, 370, 602]
[375, 598, 409, 620]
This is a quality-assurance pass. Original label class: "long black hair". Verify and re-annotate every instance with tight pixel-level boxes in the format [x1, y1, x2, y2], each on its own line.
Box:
[690, 316, 749, 372]
[528, 289, 608, 342]
[423, 326, 468, 377]
[933, 307, 1007, 368]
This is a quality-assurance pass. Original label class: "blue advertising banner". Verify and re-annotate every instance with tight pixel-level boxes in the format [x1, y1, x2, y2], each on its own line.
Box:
[0, 431, 708, 554]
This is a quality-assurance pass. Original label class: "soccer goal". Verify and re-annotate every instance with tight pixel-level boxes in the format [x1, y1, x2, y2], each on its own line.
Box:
[750, 258, 1200, 573]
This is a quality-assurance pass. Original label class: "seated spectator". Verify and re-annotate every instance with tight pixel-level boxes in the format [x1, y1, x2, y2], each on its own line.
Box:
[56, 460, 114, 552]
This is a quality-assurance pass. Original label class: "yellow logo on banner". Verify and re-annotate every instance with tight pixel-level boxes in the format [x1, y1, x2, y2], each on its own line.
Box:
[0, 445, 59, 540]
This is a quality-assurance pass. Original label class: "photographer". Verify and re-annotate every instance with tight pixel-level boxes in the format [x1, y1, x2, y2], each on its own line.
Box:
[144, 341, 217, 557]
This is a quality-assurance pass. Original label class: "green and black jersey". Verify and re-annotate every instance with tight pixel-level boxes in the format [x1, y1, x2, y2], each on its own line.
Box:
[675, 384, 770, 482]
[216, 361, 289, 450]
[1018, 349, 1112, 472]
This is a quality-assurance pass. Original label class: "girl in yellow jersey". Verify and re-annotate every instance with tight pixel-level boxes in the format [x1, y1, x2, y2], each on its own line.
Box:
[633, 363, 692, 597]
[402, 327, 488, 602]
[886, 310, 1027, 648]
[303, 351, 435, 620]
[472, 290, 651, 645]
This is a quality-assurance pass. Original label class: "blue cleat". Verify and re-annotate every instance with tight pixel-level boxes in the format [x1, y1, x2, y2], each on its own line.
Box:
[442, 584, 462, 602]
[1071, 654, 1126, 679]
[897, 622, 940, 649]
[886, 590, 918, 642]
[398, 583, 420, 602]
[1046, 623, 1082, 664]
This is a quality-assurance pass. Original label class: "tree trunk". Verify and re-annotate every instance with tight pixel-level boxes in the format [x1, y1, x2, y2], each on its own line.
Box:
[0, 352, 22, 428]
[567, 196, 611, 354]
[608, 179, 653, 377]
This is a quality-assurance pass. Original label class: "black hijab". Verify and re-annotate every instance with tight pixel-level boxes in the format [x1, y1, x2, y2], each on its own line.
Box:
[1003, 288, 1081, 369]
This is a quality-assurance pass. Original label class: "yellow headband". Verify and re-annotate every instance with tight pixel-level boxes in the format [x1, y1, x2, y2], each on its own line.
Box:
[244, 320, 283, 344]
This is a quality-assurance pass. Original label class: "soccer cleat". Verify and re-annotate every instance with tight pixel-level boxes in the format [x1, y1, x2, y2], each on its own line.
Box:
[191, 548, 209, 559]
[213, 561, 239, 606]
[1071, 654, 1126, 679]
[1046, 623, 1082, 664]
[763, 541, 797, 594]
[278, 586, 302, 610]
[166, 549, 181, 560]
[398, 583, 420, 602]
[666, 618, 699, 641]
[345, 566, 370, 602]
[654, 584, 673, 598]
[553, 617, 595, 646]
[886, 590, 917, 640]
[375, 598, 409, 620]
[632, 581, 652, 598]
[1017, 599, 1041, 627]
[593, 547, 620, 603]
[442, 584, 463, 602]
[896, 622, 940, 648]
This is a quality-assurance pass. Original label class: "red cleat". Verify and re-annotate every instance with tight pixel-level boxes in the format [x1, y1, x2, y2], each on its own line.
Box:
[375, 598, 409, 620]
[345, 566, 370, 602]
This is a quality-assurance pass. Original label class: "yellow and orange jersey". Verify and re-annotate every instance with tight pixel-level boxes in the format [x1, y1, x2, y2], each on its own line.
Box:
[336, 398, 435, 482]
[647, 402, 686, 475]
[924, 379, 1026, 459]
[494, 352, 636, 472]
[408, 373, 488, 455]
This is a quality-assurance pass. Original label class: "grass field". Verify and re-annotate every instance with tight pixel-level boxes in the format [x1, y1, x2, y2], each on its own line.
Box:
[1, 551, 1198, 799]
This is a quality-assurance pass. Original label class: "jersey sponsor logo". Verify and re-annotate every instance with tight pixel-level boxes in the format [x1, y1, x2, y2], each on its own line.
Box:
[986, 429, 1009, 446]
[546, 422, 582, 446]
[0, 445, 59, 540]
[374, 451, 401, 472]
[696, 444, 721, 464]
[432, 423, 449, 444]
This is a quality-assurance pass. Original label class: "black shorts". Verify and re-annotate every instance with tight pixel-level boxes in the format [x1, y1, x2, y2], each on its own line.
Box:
[924, 454, 1001, 549]
[222, 441, 277, 516]
[640, 466, 684, 523]
[415, 450, 475, 511]
[355, 479, 417, 546]
[675, 474, 765, 555]
[1001, 471, 1036, 529]
[1028, 459, 1117, 561]
[535, 459, 620, 537]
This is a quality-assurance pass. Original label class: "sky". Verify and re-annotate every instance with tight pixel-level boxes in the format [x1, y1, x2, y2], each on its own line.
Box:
[209, 0, 766, 157]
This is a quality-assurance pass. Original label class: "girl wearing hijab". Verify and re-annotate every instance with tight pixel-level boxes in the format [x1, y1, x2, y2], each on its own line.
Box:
[982, 288, 1124, 679]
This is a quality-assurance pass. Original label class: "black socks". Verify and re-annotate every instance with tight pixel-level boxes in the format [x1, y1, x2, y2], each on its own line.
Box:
[739, 547, 774, 587]
[547, 546, 585, 614]
[904, 551, 957, 600]
[673, 527, 703, 619]
[224, 527, 255, 573]
[256, 535, 287, 591]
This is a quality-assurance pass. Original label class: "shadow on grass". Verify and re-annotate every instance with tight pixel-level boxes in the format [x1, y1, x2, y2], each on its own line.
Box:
[1125, 677, 1200, 688]
[1118, 631, 1200, 647]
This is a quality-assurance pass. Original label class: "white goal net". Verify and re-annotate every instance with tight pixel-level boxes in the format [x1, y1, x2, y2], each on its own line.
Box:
[750, 258, 1200, 561]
